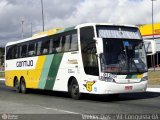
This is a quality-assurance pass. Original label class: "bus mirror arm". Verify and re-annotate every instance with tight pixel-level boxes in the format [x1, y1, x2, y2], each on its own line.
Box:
[94, 37, 104, 55]
[144, 40, 156, 55]
[150, 40, 156, 55]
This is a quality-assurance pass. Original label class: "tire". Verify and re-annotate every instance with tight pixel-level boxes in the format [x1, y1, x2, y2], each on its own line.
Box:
[108, 94, 120, 98]
[69, 79, 81, 100]
[20, 78, 27, 94]
[14, 78, 21, 93]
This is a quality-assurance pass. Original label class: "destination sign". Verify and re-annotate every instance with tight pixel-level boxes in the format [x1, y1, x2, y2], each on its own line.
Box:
[97, 26, 141, 39]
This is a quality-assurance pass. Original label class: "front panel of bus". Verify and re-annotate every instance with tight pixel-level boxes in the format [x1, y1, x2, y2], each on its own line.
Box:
[80, 25, 148, 94]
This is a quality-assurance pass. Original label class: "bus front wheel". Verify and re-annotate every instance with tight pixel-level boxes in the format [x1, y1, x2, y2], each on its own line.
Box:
[69, 79, 81, 100]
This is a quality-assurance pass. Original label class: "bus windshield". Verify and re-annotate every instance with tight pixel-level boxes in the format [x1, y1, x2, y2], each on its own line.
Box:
[100, 39, 147, 74]
[96, 25, 147, 74]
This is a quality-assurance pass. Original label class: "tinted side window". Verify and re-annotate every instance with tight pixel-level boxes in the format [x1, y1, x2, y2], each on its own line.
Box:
[6, 46, 20, 59]
[6, 46, 13, 60]
[80, 26, 99, 76]
[34, 30, 78, 55]
[53, 37, 61, 53]
[20, 44, 27, 58]
[61, 35, 70, 52]
[14, 46, 19, 59]
[70, 33, 78, 51]
[36, 41, 42, 56]
[60, 36, 66, 52]
[41, 38, 50, 55]
[28, 42, 36, 57]
[50, 33, 72, 53]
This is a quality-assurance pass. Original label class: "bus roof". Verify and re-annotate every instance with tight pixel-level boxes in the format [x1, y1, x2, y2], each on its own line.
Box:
[32, 28, 62, 37]
[6, 28, 63, 46]
[75, 23, 138, 29]
[6, 23, 138, 47]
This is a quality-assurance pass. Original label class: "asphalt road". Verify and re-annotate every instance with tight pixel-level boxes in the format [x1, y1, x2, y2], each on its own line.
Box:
[0, 80, 160, 120]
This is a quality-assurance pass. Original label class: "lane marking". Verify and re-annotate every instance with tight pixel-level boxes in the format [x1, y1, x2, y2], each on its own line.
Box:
[0, 100, 80, 114]
[37, 105, 80, 114]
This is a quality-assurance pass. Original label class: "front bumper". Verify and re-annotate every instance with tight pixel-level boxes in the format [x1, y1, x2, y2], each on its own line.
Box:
[89, 81, 148, 94]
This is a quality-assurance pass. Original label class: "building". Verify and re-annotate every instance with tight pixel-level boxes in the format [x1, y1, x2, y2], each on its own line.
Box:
[139, 23, 160, 68]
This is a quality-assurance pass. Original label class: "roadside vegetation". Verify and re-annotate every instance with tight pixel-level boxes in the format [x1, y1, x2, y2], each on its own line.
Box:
[0, 71, 4, 78]
[148, 70, 160, 85]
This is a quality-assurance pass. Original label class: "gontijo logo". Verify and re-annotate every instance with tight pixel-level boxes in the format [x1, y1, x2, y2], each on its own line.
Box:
[16, 60, 33, 67]
[6, 57, 38, 71]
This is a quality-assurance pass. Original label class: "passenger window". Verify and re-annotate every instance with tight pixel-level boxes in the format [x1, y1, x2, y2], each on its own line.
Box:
[52, 37, 61, 53]
[60, 36, 65, 52]
[14, 46, 19, 59]
[20, 44, 27, 58]
[6, 47, 14, 60]
[36, 41, 42, 55]
[37, 39, 50, 55]
[63, 35, 70, 52]
[70, 34, 78, 51]
[41, 39, 50, 55]
[28, 43, 35, 57]
[6, 46, 20, 59]
[49, 30, 78, 53]
[49, 39, 53, 54]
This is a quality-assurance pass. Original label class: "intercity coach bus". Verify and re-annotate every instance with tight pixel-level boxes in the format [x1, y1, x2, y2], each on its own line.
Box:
[5, 23, 148, 99]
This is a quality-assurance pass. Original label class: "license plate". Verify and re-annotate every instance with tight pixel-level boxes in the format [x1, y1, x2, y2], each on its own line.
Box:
[125, 86, 133, 90]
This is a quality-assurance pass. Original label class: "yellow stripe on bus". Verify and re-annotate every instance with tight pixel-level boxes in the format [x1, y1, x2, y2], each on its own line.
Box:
[5, 56, 46, 89]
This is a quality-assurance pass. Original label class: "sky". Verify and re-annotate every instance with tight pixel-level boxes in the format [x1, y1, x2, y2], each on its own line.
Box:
[0, 0, 159, 47]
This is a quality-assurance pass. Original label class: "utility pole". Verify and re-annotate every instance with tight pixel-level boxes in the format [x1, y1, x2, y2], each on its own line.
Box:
[31, 22, 32, 36]
[21, 18, 24, 39]
[151, 0, 156, 71]
[41, 0, 45, 32]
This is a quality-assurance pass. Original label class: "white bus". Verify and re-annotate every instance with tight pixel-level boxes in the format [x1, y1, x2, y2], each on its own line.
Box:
[5, 23, 148, 99]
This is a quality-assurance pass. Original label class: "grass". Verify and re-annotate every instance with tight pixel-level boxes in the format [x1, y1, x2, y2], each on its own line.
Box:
[148, 70, 160, 85]
[0, 71, 159, 85]
[0, 71, 4, 78]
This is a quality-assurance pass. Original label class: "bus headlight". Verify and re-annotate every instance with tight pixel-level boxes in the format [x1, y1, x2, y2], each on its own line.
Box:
[141, 76, 148, 81]
[101, 77, 116, 82]
[106, 78, 115, 82]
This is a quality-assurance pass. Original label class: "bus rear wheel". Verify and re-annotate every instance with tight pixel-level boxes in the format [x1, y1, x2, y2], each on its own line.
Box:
[14, 78, 20, 93]
[69, 79, 81, 100]
[20, 78, 27, 94]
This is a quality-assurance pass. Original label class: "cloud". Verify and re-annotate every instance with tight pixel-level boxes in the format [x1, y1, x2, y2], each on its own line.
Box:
[0, 0, 159, 47]
[67, 0, 159, 25]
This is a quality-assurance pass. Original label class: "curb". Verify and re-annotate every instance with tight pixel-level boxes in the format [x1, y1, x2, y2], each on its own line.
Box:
[146, 88, 160, 93]
[0, 78, 5, 81]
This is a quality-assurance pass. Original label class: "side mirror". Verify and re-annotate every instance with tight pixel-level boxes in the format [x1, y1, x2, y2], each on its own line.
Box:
[144, 40, 156, 55]
[94, 37, 103, 55]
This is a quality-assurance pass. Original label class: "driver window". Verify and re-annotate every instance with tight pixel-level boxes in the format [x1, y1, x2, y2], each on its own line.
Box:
[80, 26, 99, 76]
